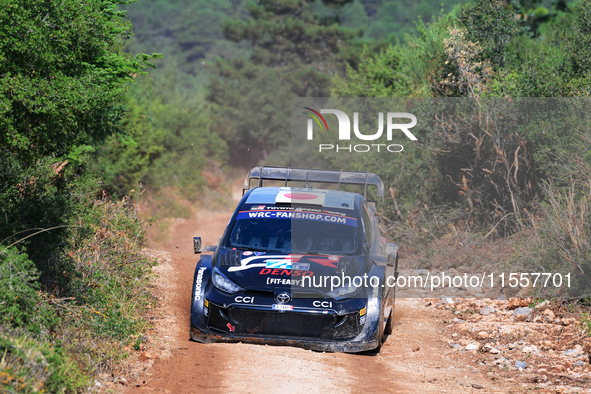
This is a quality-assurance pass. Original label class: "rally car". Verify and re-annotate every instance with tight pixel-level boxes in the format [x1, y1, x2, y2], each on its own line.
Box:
[189, 167, 399, 352]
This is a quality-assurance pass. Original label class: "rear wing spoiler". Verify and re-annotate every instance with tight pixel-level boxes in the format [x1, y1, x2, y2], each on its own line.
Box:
[243, 166, 384, 203]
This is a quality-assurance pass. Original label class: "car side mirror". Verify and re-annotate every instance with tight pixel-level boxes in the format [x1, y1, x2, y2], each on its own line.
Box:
[386, 243, 398, 255]
[387, 252, 397, 267]
[193, 237, 202, 254]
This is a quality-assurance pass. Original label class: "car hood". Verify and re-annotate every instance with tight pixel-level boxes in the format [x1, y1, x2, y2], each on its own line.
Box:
[215, 249, 360, 291]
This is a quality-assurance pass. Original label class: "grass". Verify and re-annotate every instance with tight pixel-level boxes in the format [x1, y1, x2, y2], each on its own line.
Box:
[580, 312, 591, 337]
[0, 192, 157, 393]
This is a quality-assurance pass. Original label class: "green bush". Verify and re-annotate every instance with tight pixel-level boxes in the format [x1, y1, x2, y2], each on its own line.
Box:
[0, 248, 56, 333]
[92, 73, 228, 200]
[520, 181, 591, 297]
[0, 329, 89, 394]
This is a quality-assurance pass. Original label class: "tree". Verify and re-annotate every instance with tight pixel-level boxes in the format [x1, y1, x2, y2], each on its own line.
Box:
[92, 72, 228, 200]
[0, 0, 160, 165]
[207, 0, 364, 167]
[0, 0, 160, 280]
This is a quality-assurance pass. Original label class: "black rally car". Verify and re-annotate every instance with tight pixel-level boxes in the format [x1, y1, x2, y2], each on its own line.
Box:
[189, 167, 399, 352]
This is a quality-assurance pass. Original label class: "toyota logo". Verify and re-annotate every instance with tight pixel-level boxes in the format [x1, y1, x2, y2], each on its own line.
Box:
[275, 293, 291, 304]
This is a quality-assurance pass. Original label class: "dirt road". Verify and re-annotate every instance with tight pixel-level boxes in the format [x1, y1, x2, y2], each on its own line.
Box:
[117, 202, 525, 394]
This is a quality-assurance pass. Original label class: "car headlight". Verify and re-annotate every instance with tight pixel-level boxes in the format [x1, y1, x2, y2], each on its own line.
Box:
[212, 268, 243, 294]
[326, 284, 358, 300]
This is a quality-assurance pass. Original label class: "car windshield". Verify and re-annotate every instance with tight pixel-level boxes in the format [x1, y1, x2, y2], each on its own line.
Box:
[226, 216, 360, 255]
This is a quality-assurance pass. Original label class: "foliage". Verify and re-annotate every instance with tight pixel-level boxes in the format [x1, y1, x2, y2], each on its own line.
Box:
[332, 45, 413, 97]
[0, 1, 160, 392]
[439, 26, 493, 96]
[521, 181, 591, 297]
[122, 0, 252, 85]
[121, 0, 464, 90]
[0, 165, 156, 391]
[332, 15, 455, 98]
[91, 70, 228, 200]
[330, 0, 591, 235]
[459, 0, 518, 68]
[357, 0, 464, 41]
[0, 329, 89, 394]
[0, 0, 160, 165]
[207, 0, 367, 166]
[581, 312, 591, 336]
[0, 248, 56, 333]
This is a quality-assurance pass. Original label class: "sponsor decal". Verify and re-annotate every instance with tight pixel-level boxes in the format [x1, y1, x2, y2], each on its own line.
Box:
[194, 267, 206, 301]
[265, 261, 310, 270]
[259, 268, 313, 276]
[235, 296, 255, 303]
[359, 307, 367, 316]
[204, 307, 209, 316]
[227, 323, 235, 332]
[242, 251, 253, 256]
[275, 189, 326, 205]
[360, 315, 366, 325]
[252, 205, 266, 210]
[272, 304, 293, 311]
[228, 254, 303, 272]
[249, 205, 349, 214]
[313, 301, 333, 308]
[236, 210, 358, 227]
[228, 253, 336, 272]
[204, 299, 209, 307]
[292, 263, 310, 270]
[267, 278, 303, 285]
[204, 299, 209, 316]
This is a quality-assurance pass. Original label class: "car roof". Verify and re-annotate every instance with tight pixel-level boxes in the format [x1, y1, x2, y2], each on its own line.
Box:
[244, 187, 359, 210]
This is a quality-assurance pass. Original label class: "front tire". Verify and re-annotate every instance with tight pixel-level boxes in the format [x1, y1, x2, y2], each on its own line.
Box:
[384, 309, 393, 336]
[384, 292, 395, 335]
[373, 301, 385, 352]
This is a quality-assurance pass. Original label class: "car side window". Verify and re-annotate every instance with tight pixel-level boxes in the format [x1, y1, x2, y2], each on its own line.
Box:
[361, 204, 374, 247]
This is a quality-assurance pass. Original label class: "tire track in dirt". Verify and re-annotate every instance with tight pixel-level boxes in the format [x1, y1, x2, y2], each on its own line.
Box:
[122, 206, 516, 393]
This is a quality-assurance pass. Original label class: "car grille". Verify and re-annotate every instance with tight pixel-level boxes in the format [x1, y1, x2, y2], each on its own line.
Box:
[207, 303, 360, 340]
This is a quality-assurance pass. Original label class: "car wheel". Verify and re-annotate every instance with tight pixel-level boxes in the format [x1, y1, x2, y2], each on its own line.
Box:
[384, 302, 393, 336]
[373, 300, 385, 352]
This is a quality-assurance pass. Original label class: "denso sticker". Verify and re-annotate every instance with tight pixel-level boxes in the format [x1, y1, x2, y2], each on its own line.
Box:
[194, 267, 206, 301]
[259, 268, 313, 276]
[272, 304, 293, 311]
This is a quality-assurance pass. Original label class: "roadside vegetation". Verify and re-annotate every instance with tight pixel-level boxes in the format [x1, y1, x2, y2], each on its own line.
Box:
[0, 0, 160, 391]
[2, 0, 591, 392]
